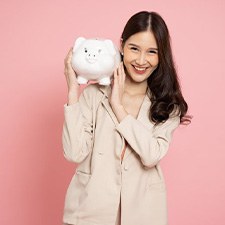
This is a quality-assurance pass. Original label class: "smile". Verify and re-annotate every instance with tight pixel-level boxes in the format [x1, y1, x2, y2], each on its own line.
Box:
[132, 65, 148, 74]
[134, 66, 146, 71]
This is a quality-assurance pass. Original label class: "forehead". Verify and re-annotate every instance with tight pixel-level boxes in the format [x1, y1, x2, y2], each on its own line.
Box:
[125, 31, 158, 48]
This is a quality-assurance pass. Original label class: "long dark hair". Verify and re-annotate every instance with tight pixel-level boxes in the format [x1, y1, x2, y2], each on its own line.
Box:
[121, 11, 191, 125]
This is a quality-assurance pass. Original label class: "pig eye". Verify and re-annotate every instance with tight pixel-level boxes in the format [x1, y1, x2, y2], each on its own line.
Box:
[98, 49, 102, 53]
[84, 48, 88, 53]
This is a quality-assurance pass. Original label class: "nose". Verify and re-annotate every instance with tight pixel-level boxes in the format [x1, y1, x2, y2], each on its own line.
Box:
[86, 52, 98, 63]
[88, 53, 96, 58]
[136, 52, 147, 65]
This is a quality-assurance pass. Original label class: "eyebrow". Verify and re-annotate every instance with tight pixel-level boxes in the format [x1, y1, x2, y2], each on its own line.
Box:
[128, 43, 158, 50]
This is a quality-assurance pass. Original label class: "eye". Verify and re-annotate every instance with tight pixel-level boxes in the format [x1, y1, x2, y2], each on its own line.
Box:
[148, 50, 158, 54]
[84, 48, 88, 53]
[130, 47, 139, 52]
[98, 49, 102, 53]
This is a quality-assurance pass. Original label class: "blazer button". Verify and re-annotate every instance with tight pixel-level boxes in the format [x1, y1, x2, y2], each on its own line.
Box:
[124, 164, 128, 171]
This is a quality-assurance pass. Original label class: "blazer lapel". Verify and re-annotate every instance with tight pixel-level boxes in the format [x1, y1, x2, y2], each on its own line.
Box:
[137, 94, 152, 128]
[99, 86, 153, 162]
[123, 94, 152, 161]
[99, 86, 119, 125]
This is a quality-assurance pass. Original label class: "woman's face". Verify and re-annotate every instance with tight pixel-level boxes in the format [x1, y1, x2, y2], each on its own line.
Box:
[122, 31, 159, 84]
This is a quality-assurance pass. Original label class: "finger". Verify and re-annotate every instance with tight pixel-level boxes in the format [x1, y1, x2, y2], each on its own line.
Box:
[64, 67, 67, 76]
[118, 62, 125, 83]
[67, 47, 73, 60]
[118, 62, 124, 84]
[110, 77, 114, 89]
[113, 68, 118, 82]
[64, 47, 73, 66]
[118, 64, 122, 84]
[121, 63, 126, 83]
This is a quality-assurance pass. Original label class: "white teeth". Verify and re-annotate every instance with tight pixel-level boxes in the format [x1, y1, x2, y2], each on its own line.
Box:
[134, 66, 146, 71]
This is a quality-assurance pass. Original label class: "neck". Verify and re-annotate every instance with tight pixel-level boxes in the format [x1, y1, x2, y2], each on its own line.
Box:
[124, 77, 148, 96]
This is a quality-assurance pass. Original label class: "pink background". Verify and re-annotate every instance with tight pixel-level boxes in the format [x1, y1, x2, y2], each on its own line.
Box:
[0, 0, 225, 224]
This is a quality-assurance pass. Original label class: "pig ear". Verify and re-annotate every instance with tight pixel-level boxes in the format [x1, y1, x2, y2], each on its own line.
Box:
[104, 40, 116, 55]
[73, 37, 86, 52]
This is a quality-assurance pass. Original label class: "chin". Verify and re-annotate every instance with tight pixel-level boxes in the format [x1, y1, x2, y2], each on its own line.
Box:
[126, 71, 149, 84]
[128, 74, 148, 84]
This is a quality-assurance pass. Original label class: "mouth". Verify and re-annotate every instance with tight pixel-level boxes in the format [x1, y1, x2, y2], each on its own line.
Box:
[132, 65, 149, 74]
[87, 58, 97, 64]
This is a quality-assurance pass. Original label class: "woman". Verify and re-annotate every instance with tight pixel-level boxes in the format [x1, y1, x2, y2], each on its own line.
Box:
[63, 11, 190, 225]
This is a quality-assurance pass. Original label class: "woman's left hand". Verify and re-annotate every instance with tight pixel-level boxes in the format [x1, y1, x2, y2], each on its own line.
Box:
[109, 62, 128, 122]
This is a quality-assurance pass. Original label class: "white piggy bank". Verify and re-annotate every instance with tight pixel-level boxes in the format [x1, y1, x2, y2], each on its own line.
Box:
[71, 37, 121, 85]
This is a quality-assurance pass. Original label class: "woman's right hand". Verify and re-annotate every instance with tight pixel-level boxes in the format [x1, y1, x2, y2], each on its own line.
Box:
[64, 48, 79, 104]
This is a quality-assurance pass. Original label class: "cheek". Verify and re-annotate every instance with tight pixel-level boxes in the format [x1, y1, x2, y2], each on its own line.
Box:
[122, 55, 130, 67]
[150, 56, 159, 67]
[123, 52, 134, 66]
[123, 60, 134, 74]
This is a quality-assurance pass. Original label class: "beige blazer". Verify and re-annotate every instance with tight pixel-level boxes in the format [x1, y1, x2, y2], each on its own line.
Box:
[62, 84, 180, 225]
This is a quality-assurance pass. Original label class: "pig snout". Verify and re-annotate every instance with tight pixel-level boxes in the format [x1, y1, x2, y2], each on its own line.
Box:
[86, 52, 99, 64]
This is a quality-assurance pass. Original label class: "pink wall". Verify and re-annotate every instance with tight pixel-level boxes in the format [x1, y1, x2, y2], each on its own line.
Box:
[0, 0, 224, 224]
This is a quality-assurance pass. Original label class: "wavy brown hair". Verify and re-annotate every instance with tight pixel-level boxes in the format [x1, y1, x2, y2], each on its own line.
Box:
[121, 11, 191, 125]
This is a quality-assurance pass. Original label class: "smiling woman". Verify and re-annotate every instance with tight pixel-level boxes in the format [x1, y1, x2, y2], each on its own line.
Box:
[62, 11, 190, 225]
[120, 11, 190, 125]
[122, 31, 159, 81]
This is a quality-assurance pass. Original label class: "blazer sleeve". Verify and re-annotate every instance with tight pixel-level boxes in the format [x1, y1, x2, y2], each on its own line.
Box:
[115, 114, 180, 168]
[62, 86, 95, 163]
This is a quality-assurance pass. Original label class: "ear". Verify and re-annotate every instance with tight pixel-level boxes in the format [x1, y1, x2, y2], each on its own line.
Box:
[104, 39, 116, 55]
[73, 37, 86, 52]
